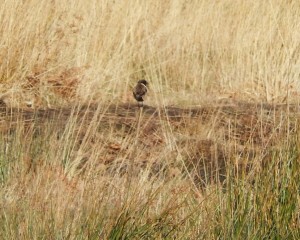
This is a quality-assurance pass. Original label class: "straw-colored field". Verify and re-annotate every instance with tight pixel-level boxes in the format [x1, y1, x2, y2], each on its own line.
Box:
[1, 1, 300, 239]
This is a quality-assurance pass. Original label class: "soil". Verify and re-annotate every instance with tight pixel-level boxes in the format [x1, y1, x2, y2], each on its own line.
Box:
[1, 101, 299, 188]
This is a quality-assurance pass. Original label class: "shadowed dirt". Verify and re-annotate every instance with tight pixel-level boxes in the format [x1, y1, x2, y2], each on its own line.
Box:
[1, 102, 299, 188]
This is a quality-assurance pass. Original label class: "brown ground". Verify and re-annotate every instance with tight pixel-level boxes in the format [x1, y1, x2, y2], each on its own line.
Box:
[1, 101, 299, 188]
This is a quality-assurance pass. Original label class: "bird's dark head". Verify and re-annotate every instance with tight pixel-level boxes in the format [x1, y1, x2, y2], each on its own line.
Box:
[138, 79, 148, 86]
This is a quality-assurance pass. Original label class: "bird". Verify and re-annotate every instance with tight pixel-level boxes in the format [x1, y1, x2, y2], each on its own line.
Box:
[133, 79, 148, 107]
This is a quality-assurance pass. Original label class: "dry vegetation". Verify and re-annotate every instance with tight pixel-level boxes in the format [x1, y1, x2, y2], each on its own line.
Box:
[1, 0, 300, 239]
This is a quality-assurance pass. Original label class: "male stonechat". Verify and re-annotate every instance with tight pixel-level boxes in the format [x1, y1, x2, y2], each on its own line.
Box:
[133, 79, 148, 107]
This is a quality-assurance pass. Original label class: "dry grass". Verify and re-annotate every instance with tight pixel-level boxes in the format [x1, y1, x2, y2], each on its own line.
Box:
[1, 0, 300, 107]
[1, 0, 300, 239]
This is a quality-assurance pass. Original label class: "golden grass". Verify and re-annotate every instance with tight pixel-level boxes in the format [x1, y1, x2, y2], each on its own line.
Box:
[1, 0, 300, 238]
[1, 0, 300, 106]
